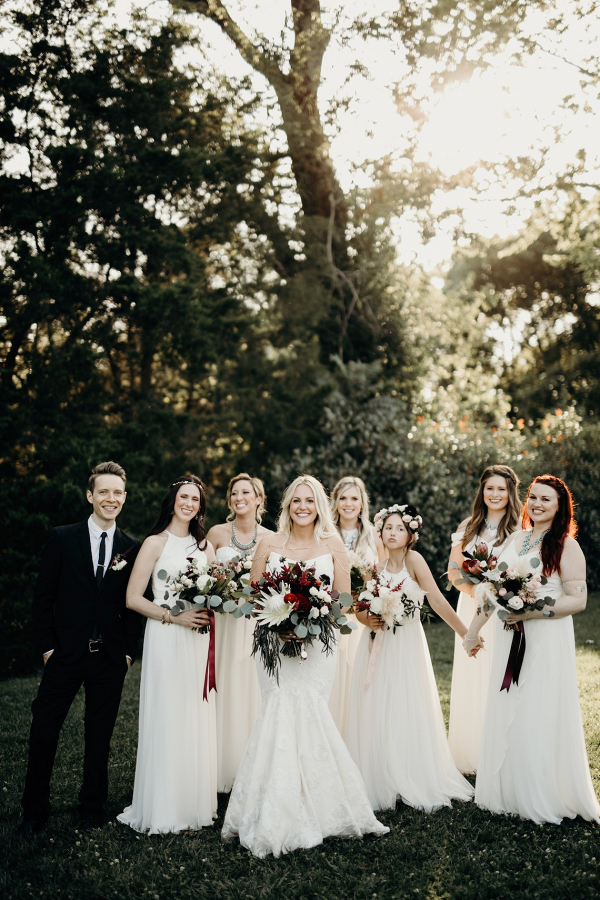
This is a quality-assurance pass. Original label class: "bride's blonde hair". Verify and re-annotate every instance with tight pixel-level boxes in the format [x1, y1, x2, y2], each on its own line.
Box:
[278, 475, 337, 545]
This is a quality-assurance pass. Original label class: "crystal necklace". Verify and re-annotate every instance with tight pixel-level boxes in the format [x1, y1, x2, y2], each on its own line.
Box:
[484, 518, 499, 534]
[518, 528, 549, 557]
[231, 519, 258, 551]
[341, 527, 359, 552]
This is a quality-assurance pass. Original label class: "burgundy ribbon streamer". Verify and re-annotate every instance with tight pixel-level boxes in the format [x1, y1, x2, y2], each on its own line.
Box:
[500, 621, 526, 692]
[203, 610, 217, 701]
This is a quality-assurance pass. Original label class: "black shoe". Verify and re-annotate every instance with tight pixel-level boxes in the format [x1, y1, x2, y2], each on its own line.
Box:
[16, 816, 47, 838]
[79, 812, 104, 832]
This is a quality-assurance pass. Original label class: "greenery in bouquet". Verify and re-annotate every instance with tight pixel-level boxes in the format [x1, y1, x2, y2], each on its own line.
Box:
[354, 568, 431, 637]
[249, 559, 355, 677]
[448, 541, 498, 588]
[474, 556, 556, 631]
[157, 556, 240, 633]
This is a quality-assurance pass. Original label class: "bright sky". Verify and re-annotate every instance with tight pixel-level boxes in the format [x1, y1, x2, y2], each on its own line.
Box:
[21, 1, 600, 270]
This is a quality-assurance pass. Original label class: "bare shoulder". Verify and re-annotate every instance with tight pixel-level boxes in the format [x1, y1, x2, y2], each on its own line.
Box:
[256, 533, 284, 554]
[204, 539, 216, 562]
[458, 517, 470, 532]
[257, 524, 275, 538]
[405, 549, 426, 576]
[563, 535, 585, 560]
[205, 522, 231, 548]
[140, 533, 167, 562]
[322, 532, 345, 553]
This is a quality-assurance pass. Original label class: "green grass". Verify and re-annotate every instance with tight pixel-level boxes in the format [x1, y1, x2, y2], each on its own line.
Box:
[2, 599, 600, 900]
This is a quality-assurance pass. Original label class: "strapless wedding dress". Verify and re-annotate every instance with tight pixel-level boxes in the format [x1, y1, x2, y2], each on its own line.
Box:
[222, 551, 389, 857]
[214, 545, 262, 792]
[118, 532, 217, 833]
[346, 565, 473, 812]
[475, 540, 600, 824]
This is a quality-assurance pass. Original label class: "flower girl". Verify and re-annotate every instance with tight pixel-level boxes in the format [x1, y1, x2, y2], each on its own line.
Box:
[346, 504, 474, 812]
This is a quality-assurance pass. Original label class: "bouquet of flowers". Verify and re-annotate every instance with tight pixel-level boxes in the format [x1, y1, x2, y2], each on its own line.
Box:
[474, 555, 555, 630]
[250, 559, 354, 677]
[354, 568, 428, 636]
[347, 549, 375, 599]
[448, 541, 498, 588]
[157, 556, 240, 633]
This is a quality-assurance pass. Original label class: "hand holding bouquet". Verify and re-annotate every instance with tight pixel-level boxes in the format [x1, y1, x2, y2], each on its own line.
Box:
[449, 541, 498, 587]
[250, 559, 355, 677]
[158, 556, 241, 633]
[347, 550, 375, 599]
[474, 555, 555, 631]
[354, 568, 428, 637]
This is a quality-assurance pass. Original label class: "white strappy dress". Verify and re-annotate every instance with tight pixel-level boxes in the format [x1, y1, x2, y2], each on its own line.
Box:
[221, 551, 389, 858]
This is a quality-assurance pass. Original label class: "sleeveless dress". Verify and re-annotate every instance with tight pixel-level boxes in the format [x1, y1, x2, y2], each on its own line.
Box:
[214, 545, 262, 792]
[448, 529, 503, 774]
[117, 532, 217, 833]
[346, 564, 474, 812]
[476, 540, 600, 824]
[329, 533, 377, 736]
[221, 552, 389, 858]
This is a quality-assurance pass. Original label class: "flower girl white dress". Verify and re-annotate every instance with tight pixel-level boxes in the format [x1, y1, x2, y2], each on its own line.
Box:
[346, 564, 473, 812]
[475, 540, 600, 824]
[214, 545, 262, 792]
[448, 528, 504, 774]
[222, 552, 389, 858]
[118, 532, 217, 833]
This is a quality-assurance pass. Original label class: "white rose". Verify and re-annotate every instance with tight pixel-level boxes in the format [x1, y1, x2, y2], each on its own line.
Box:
[359, 590, 374, 603]
[113, 559, 126, 571]
[309, 607, 320, 619]
[396, 600, 405, 618]
[196, 573, 211, 591]
[370, 596, 383, 615]
[409, 520, 418, 529]
[508, 596, 524, 610]
[320, 606, 328, 616]
[402, 514, 411, 523]
[365, 579, 376, 593]
[309, 587, 319, 596]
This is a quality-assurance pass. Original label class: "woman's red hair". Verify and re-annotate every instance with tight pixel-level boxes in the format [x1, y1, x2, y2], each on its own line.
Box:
[522, 475, 577, 576]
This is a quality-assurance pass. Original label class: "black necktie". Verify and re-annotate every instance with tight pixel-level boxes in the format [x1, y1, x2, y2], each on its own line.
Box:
[96, 532, 107, 587]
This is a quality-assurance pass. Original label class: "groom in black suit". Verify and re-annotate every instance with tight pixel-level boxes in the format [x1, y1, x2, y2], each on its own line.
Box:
[19, 461, 143, 836]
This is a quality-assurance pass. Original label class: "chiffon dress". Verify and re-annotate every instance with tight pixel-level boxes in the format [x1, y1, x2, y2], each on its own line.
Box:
[222, 552, 389, 858]
[117, 532, 217, 834]
[329, 534, 376, 735]
[448, 529, 503, 774]
[214, 545, 262, 792]
[475, 540, 600, 824]
[346, 564, 474, 812]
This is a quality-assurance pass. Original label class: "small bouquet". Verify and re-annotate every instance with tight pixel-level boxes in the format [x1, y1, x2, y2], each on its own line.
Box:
[347, 549, 375, 599]
[157, 556, 240, 633]
[449, 541, 498, 588]
[250, 559, 355, 677]
[354, 568, 428, 636]
[474, 555, 555, 630]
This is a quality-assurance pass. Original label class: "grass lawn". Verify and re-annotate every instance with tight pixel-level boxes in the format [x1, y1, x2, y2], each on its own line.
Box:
[1, 598, 599, 900]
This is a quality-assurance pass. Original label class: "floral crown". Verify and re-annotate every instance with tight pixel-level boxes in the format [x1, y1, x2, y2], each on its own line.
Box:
[373, 503, 423, 541]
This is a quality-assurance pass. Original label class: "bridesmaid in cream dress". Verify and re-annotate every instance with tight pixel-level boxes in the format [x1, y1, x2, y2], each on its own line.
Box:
[118, 475, 217, 834]
[206, 474, 274, 793]
[464, 475, 600, 824]
[328, 476, 385, 735]
[447, 465, 521, 775]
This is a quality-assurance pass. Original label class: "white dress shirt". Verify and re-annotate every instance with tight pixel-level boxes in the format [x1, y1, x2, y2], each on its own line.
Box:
[88, 515, 116, 577]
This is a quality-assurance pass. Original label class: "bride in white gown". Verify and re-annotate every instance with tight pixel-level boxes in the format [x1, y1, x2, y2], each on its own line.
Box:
[464, 474, 600, 824]
[206, 474, 273, 792]
[222, 475, 389, 858]
[118, 476, 217, 834]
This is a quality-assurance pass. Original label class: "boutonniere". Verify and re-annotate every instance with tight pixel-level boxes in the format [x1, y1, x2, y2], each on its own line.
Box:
[110, 545, 134, 572]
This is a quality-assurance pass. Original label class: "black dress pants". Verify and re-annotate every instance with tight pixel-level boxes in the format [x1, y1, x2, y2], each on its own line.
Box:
[22, 647, 127, 818]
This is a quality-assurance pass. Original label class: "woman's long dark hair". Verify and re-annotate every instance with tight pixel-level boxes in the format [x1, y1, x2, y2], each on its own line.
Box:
[462, 465, 522, 550]
[148, 474, 207, 550]
[522, 474, 577, 576]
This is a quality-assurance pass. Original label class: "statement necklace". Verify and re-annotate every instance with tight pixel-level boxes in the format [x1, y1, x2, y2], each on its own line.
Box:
[518, 528, 549, 557]
[231, 519, 258, 551]
[484, 518, 499, 534]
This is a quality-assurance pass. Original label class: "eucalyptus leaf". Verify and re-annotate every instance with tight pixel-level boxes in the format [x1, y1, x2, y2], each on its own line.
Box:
[308, 623, 321, 635]
[540, 575, 548, 585]
[160, 603, 170, 610]
[163, 591, 170, 601]
[331, 602, 342, 617]
[176, 600, 185, 610]
[498, 561, 508, 571]
[222, 600, 237, 613]
[504, 592, 514, 600]
[530, 557, 541, 568]
[242, 585, 253, 595]
[290, 612, 299, 625]
[157, 569, 168, 580]
[241, 602, 254, 615]
[448, 561, 459, 569]
[339, 591, 353, 605]
[193, 602, 205, 610]
[233, 607, 245, 619]
[497, 609, 509, 620]
[170, 606, 181, 616]
[543, 609, 555, 617]
[346, 620, 358, 630]
[336, 615, 348, 626]
[295, 624, 308, 639]
[209, 596, 222, 608]
[545, 596, 556, 606]
[339, 625, 353, 635]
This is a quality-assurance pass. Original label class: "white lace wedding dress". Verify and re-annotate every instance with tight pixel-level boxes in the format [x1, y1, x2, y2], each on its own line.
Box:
[221, 552, 389, 858]
[346, 564, 474, 812]
[214, 545, 262, 792]
[475, 540, 600, 824]
[118, 532, 217, 833]
[448, 528, 504, 774]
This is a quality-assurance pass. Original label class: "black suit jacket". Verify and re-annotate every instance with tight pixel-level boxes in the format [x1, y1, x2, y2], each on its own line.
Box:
[32, 520, 144, 665]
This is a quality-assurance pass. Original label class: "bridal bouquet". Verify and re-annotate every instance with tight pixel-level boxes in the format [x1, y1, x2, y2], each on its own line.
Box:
[449, 541, 498, 587]
[347, 549, 375, 599]
[250, 559, 354, 677]
[474, 555, 555, 630]
[354, 568, 428, 635]
[158, 556, 240, 633]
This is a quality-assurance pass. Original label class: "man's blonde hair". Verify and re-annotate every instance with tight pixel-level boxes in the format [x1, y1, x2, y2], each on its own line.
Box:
[278, 475, 337, 545]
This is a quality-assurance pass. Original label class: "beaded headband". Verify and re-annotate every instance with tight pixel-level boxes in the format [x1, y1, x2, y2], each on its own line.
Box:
[171, 480, 204, 491]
